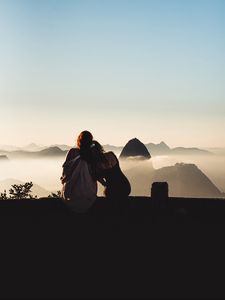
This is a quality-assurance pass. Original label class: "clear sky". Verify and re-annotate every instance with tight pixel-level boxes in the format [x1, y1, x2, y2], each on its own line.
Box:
[0, 0, 224, 147]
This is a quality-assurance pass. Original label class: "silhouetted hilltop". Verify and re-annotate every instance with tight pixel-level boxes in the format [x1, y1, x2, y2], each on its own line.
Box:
[146, 141, 171, 156]
[153, 163, 222, 198]
[0, 155, 8, 161]
[38, 146, 66, 156]
[120, 138, 151, 160]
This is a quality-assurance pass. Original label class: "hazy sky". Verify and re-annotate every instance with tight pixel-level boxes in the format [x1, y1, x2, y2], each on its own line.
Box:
[0, 0, 224, 147]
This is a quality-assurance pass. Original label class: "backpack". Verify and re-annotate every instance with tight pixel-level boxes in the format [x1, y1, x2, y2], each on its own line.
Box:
[61, 155, 97, 213]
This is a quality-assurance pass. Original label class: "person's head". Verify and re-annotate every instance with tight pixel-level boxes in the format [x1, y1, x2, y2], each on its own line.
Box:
[92, 140, 105, 154]
[77, 131, 93, 149]
[89, 140, 107, 166]
[89, 140, 107, 180]
[76, 131, 94, 162]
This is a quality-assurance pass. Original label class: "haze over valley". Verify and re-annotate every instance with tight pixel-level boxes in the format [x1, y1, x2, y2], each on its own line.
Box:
[0, 140, 224, 198]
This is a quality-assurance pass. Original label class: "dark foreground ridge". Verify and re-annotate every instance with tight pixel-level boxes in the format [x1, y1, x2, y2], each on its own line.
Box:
[1, 195, 225, 299]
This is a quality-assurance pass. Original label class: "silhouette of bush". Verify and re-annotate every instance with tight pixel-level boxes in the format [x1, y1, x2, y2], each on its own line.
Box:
[48, 191, 62, 198]
[0, 190, 8, 200]
[9, 182, 37, 199]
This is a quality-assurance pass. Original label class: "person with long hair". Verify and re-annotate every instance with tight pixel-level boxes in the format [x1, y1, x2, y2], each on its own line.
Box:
[61, 130, 98, 213]
[91, 141, 131, 206]
[61, 130, 93, 183]
[63, 131, 93, 165]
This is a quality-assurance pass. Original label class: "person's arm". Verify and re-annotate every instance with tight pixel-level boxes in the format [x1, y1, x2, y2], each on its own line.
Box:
[94, 166, 107, 187]
[61, 148, 80, 183]
[60, 175, 67, 184]
[63, 148, 80, 165]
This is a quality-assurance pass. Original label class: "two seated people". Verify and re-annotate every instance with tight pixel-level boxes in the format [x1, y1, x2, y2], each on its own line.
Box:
[61, 131, 131, 213]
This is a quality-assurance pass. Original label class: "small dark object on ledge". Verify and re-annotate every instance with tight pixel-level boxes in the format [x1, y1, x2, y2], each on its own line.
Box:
[151, 182, 168, 209]
[151, 181, 169, 199]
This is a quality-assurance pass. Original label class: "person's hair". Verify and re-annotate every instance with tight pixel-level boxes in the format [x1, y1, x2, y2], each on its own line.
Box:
[89, 140, 108, 180]
[76, 131, 93, 162]
[75, 132, 107, 180]
[77, 130, 93, 149]
[91, 140, 107, 163]
[92, 140, 104, 154]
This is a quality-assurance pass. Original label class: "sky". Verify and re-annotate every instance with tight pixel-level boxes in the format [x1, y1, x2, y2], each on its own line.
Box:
[0, 0, 225, 148]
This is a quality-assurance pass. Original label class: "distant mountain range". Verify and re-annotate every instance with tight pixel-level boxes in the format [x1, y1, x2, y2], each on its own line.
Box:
[205, 148, 225, 156]
[103, 142, 214, 156]
[0, 143, 70, 152]
[104, 141, 213, 156]
[105, 141, 213, 156]
[0, 147, 67, 159]
[0, 141, 214, 158]
[145, 141, 170, 155]
[146, 142, 212, 156]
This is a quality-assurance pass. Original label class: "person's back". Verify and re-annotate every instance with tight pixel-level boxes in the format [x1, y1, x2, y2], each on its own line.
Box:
[97, 151, 131, 199]
[61, 131, 97, 213]
[61, 148, 80, 184]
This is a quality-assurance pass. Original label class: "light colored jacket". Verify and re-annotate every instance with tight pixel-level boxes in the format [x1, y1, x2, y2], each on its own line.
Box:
[61, 155, 97, 213]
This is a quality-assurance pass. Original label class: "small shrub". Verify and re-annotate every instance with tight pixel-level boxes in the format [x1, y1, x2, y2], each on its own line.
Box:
[9, 182, 37, 199]
[48, 191, 62, 198]
[0, 190, 8, 200]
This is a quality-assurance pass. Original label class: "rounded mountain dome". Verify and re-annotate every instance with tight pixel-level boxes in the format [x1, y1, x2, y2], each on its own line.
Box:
[119, 138, 151, 160]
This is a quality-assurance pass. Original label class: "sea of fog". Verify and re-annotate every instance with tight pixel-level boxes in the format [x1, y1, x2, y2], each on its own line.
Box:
[0, 153, 224, 197]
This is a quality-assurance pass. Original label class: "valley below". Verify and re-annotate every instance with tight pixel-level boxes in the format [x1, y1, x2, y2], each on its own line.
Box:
[0, 152, 224, 198]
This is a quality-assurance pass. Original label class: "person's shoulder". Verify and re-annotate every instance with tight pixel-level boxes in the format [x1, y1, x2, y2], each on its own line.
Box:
[104, 151, 118, 165]
[66, 148, 80, 160]
[104, 151, 115, 157]
[68, 147, 79, 154]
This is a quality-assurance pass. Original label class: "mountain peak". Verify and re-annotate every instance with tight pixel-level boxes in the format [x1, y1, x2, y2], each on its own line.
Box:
[119, 138, 151, 160]
[39, 146, 64, 156]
